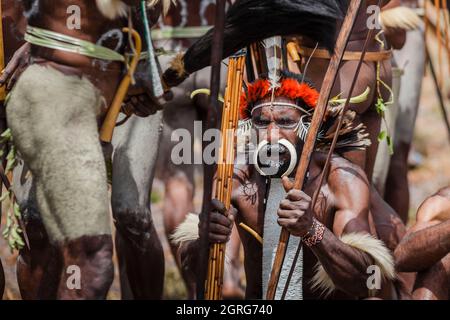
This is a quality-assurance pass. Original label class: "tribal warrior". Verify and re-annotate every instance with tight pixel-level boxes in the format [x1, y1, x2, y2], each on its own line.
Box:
[173, 72, 397, 299]
[3, 0, 165, 299]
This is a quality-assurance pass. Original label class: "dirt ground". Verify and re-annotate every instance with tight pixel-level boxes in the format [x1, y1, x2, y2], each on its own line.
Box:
[0, 55, 449, 300]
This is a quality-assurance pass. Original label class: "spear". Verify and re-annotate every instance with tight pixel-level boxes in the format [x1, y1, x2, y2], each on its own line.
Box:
[265, 0, 364, 300]
[280, 0, 384, 298]
[196, 0, 227, 300]
[0, 0, 5, 101]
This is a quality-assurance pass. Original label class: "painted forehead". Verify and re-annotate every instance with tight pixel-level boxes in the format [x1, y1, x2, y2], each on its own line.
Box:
[239, 77, 319, 121]
[251, 97, 311, 117]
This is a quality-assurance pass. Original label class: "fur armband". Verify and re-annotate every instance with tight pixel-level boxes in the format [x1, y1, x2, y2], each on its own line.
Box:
[310, 233, 396, 297]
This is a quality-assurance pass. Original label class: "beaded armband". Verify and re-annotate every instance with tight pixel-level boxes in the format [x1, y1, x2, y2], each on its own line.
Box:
[302, 219, 326, 247]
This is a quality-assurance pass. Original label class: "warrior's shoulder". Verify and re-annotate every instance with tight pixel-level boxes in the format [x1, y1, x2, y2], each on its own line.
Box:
[326, 154, 370, 192]
[416, 187, 450, 224]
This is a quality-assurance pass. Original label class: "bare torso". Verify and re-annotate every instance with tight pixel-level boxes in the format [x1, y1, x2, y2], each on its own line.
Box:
[298, 0, 393, 178]
[230, 152, 375, 299]
[23, 0, 130, 113]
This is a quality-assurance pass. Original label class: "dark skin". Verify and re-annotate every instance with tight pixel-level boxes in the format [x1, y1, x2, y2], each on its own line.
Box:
[384, 142, 410, 223]
[369, 184, 415, 298]
[0, 1, 163, 115]
[180, 100, 399, 299]
[394, 187, 450, 300]
[296, 0, 396, 181]
[0, 0, 28, 299]
[381, 0, 407, 50]
[1, 0, 163, 299]
[384, 0, 422, 223]
[156, 0, 243, 299]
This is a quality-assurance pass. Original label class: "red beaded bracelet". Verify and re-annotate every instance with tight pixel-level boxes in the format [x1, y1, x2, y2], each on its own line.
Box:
[302, 219, 325, 247]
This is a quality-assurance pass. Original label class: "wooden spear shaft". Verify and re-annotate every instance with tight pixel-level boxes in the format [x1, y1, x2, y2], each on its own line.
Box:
[197, 0, 227, 300]
[0, 1, 5, 101]
[265, 0, 364, 300]
[281, 3, 382, 297]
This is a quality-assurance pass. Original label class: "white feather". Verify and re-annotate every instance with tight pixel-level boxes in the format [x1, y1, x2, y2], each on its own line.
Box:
[148, 0, 176, 16]
[96, 0, 128, 20]
[380, 7, 423, 31]
[170, 213, 200, 245]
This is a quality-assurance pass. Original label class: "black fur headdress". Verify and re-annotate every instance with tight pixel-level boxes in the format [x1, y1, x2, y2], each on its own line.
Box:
[163, 0, 349, 87]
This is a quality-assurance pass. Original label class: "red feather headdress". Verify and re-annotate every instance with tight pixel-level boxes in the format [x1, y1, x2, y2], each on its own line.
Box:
[239, 77, 320, 120]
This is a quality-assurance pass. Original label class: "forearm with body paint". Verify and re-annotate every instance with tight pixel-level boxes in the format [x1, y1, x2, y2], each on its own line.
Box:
[308, 228, 376, 297]
[395, 220, 450, 272]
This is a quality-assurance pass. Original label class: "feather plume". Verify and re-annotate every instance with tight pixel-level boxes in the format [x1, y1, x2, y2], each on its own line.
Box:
[380, 7, 423, 31]
[148, 0, 176, 16]
[96, 0, 128, 20]
[170, 213, 200, 245]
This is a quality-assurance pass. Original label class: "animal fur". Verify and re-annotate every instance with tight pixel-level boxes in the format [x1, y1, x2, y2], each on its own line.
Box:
[96, 0, 128, 19]
[380, 7, 423, 31]
[170, 53, 187, 78]
[6, 65, 111, 243]
[148, 0, 176, 16]
[310, 233, 396, 297]
[170, 213, 200, 245]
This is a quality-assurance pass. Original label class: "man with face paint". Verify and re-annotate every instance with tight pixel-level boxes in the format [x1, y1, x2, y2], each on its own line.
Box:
[173, 71, 398, 300]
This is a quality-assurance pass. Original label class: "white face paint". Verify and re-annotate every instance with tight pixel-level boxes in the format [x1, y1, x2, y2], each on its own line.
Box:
[96, 29, 124, 51]
[253, 138, 298, 178]
[94, 29, 123, 70]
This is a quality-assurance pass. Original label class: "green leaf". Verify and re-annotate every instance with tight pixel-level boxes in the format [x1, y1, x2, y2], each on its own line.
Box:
[5, 158, 16, 175]
[8, 237, 15, 248]
[378, 131, 387, 142]
[2, 227, 10, 238]
[0, 191, 10, 202]
[13, 203, 21, 218]
[16, 237, 25, 248]
[387, 135, 394, 155]
[11, 227, 19, 238]
[0, 128, 11, 139]
[6, 214, 11, 228]
[376, 98, 387, 115]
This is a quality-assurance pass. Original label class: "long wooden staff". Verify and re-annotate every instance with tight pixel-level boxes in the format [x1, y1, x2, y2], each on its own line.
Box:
[205, 50, 246, 300]
[197, 0, 227, 300]
[280, 0, 383, 298]
[0, 0, 6, 101]
[265, 0, 364, 300]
